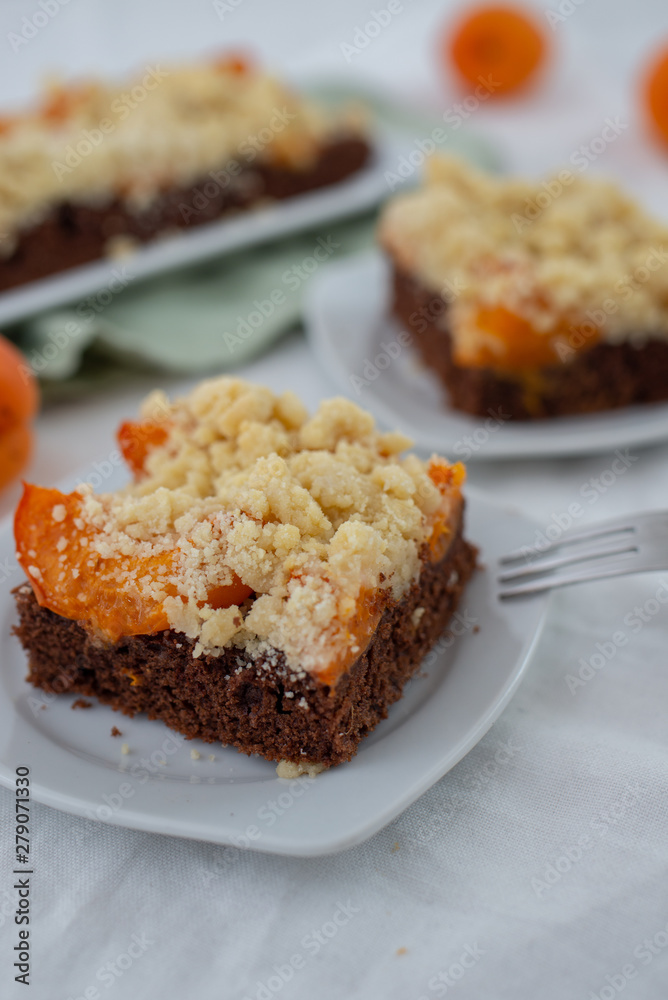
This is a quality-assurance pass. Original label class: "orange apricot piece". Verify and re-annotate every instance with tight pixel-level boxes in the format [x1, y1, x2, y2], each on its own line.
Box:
[454, 306, 598, 370]
[428, 458, 466, 492]
[213, 53, 251, 75]
[0, 335, 38, 490]
[0, 425, 33, 492]
[0, 335, 38, 431]
[447, 5, 546, 96]
[117, 420, 169, 477]
[41, 83, 95, 124]
[644, 48, 668, 146]
[207, 580, 254, 610]
[15, 483, 255, 643]
[317, 589, 386, 686]
[15, 485, 175, 642]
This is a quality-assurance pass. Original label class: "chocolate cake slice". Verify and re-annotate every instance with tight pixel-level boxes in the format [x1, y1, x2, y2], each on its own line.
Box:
[379, 155, 668, 420]
[390, 265, 668, 420]
[13, 378, 476, 769]
[0, 59, 370, 293]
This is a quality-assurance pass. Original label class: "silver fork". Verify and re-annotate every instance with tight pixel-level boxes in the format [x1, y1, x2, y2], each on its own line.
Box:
[498, 511, 668, 598]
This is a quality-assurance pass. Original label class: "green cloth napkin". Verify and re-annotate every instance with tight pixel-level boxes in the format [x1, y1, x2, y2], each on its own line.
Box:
[7, 83, 499, 400]
[21, 219, 374, 389]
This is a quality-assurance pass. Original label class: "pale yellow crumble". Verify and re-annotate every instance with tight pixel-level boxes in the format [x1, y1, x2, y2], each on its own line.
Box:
[379, 155, 668, 357]
[0, 61, 365, 252]
[66, 377, 462, 674]
[276, 760, 326, 779]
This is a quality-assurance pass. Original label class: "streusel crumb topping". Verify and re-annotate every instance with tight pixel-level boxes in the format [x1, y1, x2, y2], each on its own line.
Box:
[72, 378, 462, 673]
[379, 155, 668, 352]
[0, 61, 364, 252]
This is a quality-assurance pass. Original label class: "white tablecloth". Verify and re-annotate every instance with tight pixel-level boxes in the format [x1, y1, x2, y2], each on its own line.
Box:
[2, 1, 668, 997]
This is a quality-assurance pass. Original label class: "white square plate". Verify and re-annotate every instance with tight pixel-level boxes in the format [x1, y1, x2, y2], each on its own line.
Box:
[305, 250, 668, 460]
[0, 473, 548, 856]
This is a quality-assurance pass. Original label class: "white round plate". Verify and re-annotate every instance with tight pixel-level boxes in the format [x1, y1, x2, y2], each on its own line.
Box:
[305, 250, 668, 460]
[0, 467, 548, 857]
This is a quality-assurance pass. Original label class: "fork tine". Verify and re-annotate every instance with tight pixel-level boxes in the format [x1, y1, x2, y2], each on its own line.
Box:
[498, 554, 646, 598]
[498, 537, 639, 582]
[499, 510, 665, 564]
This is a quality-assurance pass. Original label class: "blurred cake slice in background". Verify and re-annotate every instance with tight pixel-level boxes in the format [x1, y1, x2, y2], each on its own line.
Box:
[0, 56, 370, 291]
[379, 155, 668, 420]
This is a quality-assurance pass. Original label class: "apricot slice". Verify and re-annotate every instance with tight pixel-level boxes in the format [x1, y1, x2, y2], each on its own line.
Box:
[117, 420, 169, 477]
[15, 483, 254, 643]
[207, 580, 254, 610]
[41, 83, 95, 124]
[317, 588, 386, 686]
[447, 5, 546, 96]
[214, 54, 251, 75]
[455, 306, 597, 370]
[428, 458, 466, 492]
[15, 485, 175, 642]
[317, 461, 466, 683]
[426, 459, 466, 561]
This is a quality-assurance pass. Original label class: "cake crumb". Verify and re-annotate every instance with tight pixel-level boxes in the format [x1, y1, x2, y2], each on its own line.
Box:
[396, 947, 407, 956]
[276, 760, 325, 779]
[110, 726, 122, 737]
[411, 607, 425, 627]
[208, 754, 216, 762]
[71, 698, 92, 710]
[105, 234, 139, 260]
[190, 748, 201, 760]
[391, 841, 400, 853]
[121, 742, 130, 755]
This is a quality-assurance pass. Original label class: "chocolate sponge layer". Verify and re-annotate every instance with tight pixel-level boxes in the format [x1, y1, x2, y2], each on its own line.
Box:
[391, 263, 668, 420]
[13, 527, 476, 767]
[0, 137, 370, 293]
